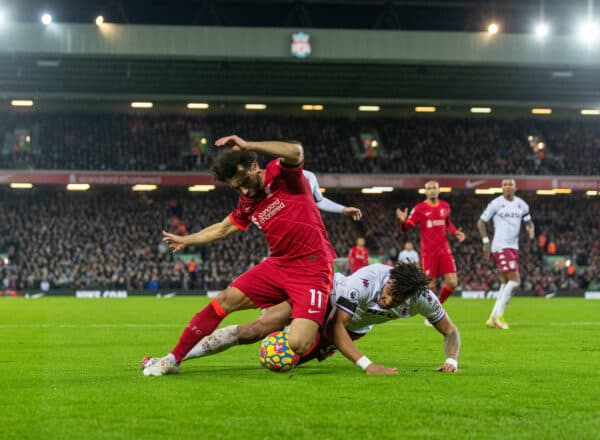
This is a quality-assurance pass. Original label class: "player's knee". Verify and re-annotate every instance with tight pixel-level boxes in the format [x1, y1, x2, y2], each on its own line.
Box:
[288, 332, 315, 356]
[215, 286, 253, 314]
[236, 321, 269, 344]
[446, 280, 457, 290]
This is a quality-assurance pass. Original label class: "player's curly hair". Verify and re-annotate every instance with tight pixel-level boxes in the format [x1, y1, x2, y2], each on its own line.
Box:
[388, 263, 431, 302]
[211, 150, 258, 182]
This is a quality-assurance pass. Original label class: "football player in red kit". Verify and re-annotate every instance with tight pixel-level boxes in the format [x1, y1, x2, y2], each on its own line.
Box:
[142, 135, 336, 376]
[396, 180, 465, 304]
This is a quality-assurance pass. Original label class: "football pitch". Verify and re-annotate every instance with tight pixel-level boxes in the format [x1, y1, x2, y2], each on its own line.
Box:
[1, 297, 598, 440]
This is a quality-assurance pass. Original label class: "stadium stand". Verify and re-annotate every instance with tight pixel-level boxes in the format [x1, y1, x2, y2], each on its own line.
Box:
[1, 186, 598, 294]
[2, 114, 600, 175]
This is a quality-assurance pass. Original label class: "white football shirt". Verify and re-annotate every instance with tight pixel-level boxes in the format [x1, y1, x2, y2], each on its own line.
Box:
[480, 195, 532, 252]
[398, 249, 420, 265]
[330, 264, 446, 334]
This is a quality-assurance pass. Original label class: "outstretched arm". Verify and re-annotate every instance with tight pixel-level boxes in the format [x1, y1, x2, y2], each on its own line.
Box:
[316, 197, 363, 220]
[162, 216, 240, 253]
[433, 314, 460, 372]
[327, 309, 397, 375]
[215, 135, 303, 166]
[397, 207, 416, 232]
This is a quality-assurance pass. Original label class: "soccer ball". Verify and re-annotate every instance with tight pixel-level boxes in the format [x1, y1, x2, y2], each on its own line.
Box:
[259, 330, 300, 372]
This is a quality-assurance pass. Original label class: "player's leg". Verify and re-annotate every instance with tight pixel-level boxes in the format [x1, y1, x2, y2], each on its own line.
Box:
[183, 301, 292, 361]
[487, 273, 507, 327]
[143, 286, 256, 376]
[487, 249, 520, 329]
[438, 255, 458, 303]
[285, 260, 333, 356]
[489, 281, 506, 320]
[288, 318, 321, 355]
[143, 258, 286, 376]
[495, 271, 520, 327]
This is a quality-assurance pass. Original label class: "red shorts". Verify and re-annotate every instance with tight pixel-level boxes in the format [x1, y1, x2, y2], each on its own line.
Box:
[492, 248, 520, 273]
[230, 255, 333, 326]
[421, 254, 456, 279]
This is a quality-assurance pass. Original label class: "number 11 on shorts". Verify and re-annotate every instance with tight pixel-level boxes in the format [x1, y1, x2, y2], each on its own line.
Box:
[309, 289, 323, 309]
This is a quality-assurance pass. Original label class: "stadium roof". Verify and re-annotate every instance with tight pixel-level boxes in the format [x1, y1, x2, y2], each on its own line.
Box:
[3, 54, 600, 105]
[2, 0, 590, 33]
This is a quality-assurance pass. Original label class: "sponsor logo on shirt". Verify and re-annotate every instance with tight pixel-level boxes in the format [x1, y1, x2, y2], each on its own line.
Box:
[498, 211, 522, 219]
[252, 198, 286, 226]
[362, 278, 369, 288]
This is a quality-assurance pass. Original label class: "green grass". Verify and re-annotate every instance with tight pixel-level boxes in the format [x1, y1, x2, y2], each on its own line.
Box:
[1, 297, 599, 439]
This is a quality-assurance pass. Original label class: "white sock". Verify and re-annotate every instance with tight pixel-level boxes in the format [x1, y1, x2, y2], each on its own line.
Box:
[491, 284, 506, 318]
[182, 325, 239, 362]
[496, 280, 519, 317]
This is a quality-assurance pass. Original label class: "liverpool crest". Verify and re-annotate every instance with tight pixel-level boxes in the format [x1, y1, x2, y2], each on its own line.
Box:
[291, 32, 311, 59]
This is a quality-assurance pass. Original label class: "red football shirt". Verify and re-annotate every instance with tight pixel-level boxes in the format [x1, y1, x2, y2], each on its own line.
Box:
[229, 159, 336, 262]
[401, 200, 457, 256]
[348, 246, 369, 273]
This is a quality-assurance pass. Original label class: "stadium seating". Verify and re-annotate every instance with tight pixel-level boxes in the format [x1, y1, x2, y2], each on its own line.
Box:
[2, 114, 600, 175]
[1, 186, 598, 293]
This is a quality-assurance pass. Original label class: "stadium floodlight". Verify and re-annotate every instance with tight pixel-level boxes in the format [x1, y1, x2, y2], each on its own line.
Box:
[131, 102, 153, 109]
[534, 22, 550, 39]
[10, 183, 33, 189]
[421, 186, 450, 193]
[188, 185, 216, 192]
[11, 100, 34, 107]
[132, 184, 157, 191]
[414, 106, 436, 113]
[371, 187, 394, 192]
[581, 108, 600, 115]
[576, 20, 600, 44]
[358, 105, 380, 112]
[536, 189, 556, 195]
[245, 104, 267, 110]
[95, 16, 104, 26]
[488, 23, 499, 34]
[301, 104, 324, 111]
[41, 13, 52, 25]
[531, 108, 552, 114]
[66, 183, 90, 191]
[554, 188, 572, 194]
[319, 188, 326, 193]
[361, 188, 384, 194]
[586, 190, 598, 196]
[471, 107, 492, 114]
[187, 103, 209, 109]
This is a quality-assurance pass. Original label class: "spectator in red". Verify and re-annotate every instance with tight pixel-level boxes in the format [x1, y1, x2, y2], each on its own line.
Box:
[347, 237, 369, 274]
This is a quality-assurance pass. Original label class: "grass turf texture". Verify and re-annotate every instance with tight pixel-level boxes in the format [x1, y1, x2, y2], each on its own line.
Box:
[1, 297, 598, 440]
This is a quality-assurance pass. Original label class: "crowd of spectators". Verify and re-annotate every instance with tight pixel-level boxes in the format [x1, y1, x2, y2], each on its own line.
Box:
[1, 187, 598, 294]
[3, 113, 600, 175]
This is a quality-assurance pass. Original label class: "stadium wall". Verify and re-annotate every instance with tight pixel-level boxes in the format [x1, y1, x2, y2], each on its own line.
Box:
[1, 23, 599, 66]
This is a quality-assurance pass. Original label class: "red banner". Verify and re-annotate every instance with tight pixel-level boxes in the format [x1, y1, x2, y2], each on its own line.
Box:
[0, 171, 599, 190]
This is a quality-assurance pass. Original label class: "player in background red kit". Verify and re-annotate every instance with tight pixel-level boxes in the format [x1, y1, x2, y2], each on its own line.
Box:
[347, 237, 369, 274]
[396, 180, 465, 305]
[142, 135, 336, 376]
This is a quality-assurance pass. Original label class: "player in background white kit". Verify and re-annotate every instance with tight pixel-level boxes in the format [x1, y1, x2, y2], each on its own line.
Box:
[183, 263, 461, 374]
[478, 179, 535, 330]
